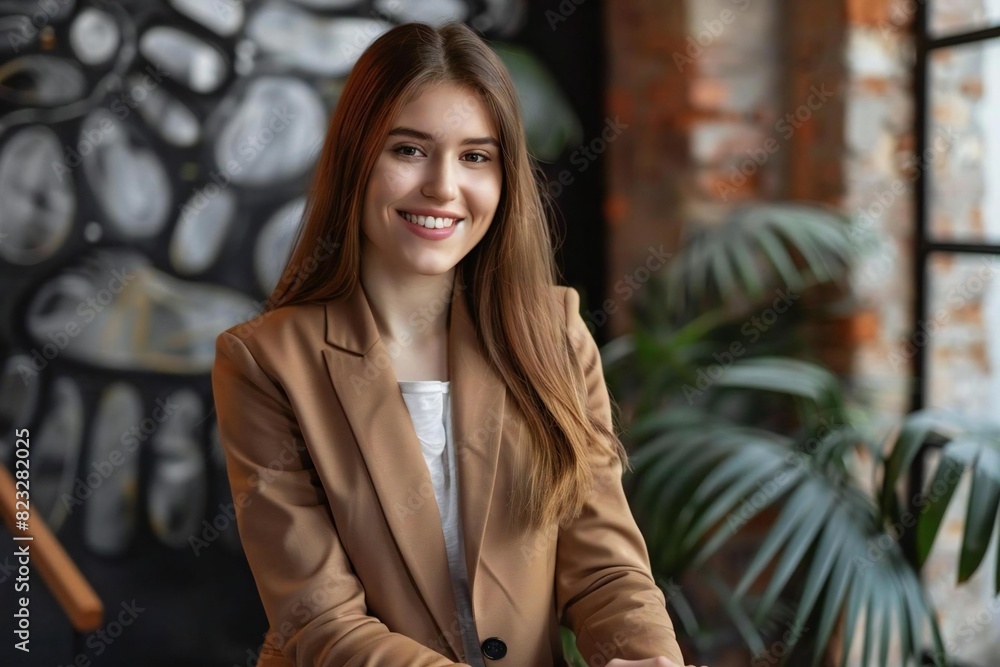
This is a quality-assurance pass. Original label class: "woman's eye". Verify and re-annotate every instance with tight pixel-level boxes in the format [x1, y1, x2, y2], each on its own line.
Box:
[394, 145, 422, 157]
[392, 146, 490, 163]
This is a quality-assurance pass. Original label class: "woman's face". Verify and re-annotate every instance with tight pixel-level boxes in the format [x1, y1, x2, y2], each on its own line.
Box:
[361, 82, 503, 279]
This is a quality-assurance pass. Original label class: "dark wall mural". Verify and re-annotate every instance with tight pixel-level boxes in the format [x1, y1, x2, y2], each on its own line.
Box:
[0, 0, 604, 664]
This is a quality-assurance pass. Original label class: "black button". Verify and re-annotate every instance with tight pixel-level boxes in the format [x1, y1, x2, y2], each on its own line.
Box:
[481, 637, 507, 660]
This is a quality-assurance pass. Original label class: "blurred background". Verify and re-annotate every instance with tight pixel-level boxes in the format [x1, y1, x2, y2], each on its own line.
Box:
[0, 0, 999, 665]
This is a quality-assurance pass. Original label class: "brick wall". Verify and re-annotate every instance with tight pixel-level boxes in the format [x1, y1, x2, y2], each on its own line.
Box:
[841, 0, 917, 417]
[604, 0, 690, 339]
[606, 0, 1000, 664]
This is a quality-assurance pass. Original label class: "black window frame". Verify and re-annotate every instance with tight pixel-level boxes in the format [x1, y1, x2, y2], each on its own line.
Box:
[908, 3, 1000, 555]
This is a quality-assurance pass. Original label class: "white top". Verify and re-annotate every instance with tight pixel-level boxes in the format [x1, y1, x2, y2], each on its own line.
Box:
[398, 380, 486, 667]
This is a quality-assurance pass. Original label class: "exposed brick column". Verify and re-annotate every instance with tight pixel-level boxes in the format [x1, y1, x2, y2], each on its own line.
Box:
[783, 0, 848, 203]
[684, 0, 784, 207]
[781, 0, 866, 377]
[841, 0, 916, 415]
[603, 0, 691, 337]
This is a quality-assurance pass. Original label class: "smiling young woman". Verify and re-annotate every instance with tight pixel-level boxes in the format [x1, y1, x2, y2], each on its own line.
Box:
[212, 20, 701, 667]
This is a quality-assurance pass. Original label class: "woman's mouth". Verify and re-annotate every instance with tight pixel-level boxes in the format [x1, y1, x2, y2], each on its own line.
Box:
[395, 209, 461, 240]
[397, 210, 463, 229]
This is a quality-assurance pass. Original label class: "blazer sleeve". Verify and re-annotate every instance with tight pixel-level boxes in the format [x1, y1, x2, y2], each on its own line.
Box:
[212, 331, 469, 667]
[555, 287, 685, 665]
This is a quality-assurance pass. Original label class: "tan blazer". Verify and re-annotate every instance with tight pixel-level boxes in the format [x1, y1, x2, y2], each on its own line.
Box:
[211, 281, 684, 667]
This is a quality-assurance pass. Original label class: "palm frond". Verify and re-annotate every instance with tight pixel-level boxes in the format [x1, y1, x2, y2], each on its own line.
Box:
[879, 410, 960, 521]
[880, 409, 1000, 589]
[662, 202, 854, 321]
[712, 356, 845, 414]
[630, 412, 943, 666]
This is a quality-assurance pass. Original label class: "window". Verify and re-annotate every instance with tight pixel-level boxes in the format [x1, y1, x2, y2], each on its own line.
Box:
[910, 2, 1000, 661]
[912, 3, 1000, 431]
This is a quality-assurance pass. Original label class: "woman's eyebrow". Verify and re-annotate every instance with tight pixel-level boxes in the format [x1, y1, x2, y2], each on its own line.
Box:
[387, 126, 499, 147]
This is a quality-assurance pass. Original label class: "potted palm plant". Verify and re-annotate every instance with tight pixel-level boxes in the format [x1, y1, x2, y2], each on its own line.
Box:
[564, 202, 1000, 666]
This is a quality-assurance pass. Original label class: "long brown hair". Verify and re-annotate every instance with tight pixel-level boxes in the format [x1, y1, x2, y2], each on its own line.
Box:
[262, 21, 627, 529]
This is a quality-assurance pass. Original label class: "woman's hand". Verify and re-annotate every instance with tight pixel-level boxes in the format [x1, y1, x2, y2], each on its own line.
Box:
[606, 660, 707, 667]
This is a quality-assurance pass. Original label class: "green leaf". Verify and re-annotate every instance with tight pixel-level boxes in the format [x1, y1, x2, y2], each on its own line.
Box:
[997, 508, 1000, 597]
[703, 576, 767, 656]
[898, 565, 937, 661]
[789, 506, 843, 630]
[665, 585, 701, 638]
[838, 574, 869, 667]
[715, 357, 840, 408]
[861, 572, 877, 667]
[880, 410, 953, 519]
[560, 626, 587, 667]
[753, 497, 828, 621]
[888, 563, 913, 665]
[629, 408, 708, 444]
[754, 225, 803, 291]
[916, 457, 966, 566]
[735, 480, 825, 601]
[682, 444, 799, 557]
[810, 535, 854, 667]
[634, 431, 727, 569]
[958, 461, 1000, 583]
[708, 238, 741, 300]
[769, 209, 840, 283]
[729, 239, 766, 300]
[877, 577, 893, 667]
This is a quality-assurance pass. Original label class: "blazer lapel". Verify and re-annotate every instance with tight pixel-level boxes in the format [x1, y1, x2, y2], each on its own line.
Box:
[448, 282, 505, 599]
[320, 280, 505, 658]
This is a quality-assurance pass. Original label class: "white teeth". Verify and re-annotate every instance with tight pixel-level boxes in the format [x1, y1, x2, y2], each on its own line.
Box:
[400, 211, 459, 229]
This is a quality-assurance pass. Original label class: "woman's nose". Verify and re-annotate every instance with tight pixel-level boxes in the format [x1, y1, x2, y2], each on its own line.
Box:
[420, 155, 458, 202]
